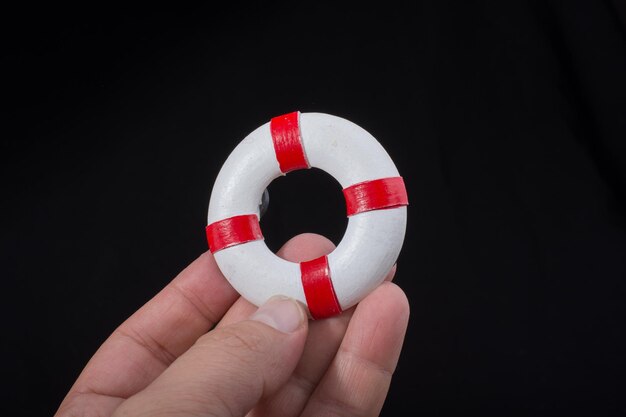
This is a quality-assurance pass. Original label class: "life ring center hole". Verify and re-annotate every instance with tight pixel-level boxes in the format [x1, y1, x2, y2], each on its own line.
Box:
[261, 168, 347, 253]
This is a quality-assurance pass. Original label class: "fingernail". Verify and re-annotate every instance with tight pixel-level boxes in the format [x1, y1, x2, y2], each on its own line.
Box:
[250, 295, 305, 333]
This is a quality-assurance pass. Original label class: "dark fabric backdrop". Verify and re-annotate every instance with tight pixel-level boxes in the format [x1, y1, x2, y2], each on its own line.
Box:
[4, 1, 626, 416]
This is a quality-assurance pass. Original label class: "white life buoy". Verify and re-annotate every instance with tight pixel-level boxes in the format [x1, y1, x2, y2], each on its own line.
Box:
[206, 111, 408, 319]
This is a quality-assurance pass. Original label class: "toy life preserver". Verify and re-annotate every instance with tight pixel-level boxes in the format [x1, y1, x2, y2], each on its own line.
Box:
[206, 111, 408, 319]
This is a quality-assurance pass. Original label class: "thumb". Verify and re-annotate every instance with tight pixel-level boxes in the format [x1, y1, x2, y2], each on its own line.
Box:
[112, 295, 309, 417]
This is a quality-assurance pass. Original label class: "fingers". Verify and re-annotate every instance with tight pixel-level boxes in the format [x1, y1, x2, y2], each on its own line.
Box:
[57, 231, 403, 417]
[300, 282, 410, 417]
[249, 309, 353, 417]
[247, 234, 397, 417]
[63, 250, 239, 404]
[244, 234, 353, 417]
[112, 296, 309, 417]
[216, 234, 347, 417]
[111, 233, 336, 417]
[275, 232, 337, 262]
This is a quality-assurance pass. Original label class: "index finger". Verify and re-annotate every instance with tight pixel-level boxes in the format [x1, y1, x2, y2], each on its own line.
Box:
[61, 250, 239, 404]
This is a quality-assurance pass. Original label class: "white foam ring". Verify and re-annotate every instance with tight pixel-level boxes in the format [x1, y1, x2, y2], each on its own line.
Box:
[208, 112, 407, 313]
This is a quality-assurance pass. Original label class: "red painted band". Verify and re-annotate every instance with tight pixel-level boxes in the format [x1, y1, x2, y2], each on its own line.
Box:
[300, 255, 342, 319]
[343, 176, 409, 216]
[270, 111, 310, 173]
[206, 214, 263, 253]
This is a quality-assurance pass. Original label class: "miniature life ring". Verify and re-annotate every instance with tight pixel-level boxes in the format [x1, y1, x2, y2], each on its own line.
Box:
[206, 111, 408, 319]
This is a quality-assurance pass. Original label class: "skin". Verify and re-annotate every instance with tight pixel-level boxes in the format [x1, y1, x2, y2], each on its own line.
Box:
[55, 233, 410, 417]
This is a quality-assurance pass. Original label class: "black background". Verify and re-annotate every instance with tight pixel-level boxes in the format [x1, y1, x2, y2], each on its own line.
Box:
[4, 1, 626, 416]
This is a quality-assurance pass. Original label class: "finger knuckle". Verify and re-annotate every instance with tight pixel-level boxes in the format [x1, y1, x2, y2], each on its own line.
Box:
[199, 323, 271, 359]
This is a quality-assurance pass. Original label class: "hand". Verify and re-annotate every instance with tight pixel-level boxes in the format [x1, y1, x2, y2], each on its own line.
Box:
[55, 233, 410, 417]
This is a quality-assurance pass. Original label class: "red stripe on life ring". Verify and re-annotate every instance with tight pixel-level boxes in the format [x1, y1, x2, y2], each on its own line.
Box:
[343, 176, 409, 216]
[206, 214, 263, 253]
[270, 111, 310, 173]
[300, 255, 342, 319]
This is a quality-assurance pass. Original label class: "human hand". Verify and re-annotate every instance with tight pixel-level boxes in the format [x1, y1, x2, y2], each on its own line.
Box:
[55, 233, 410, 417]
